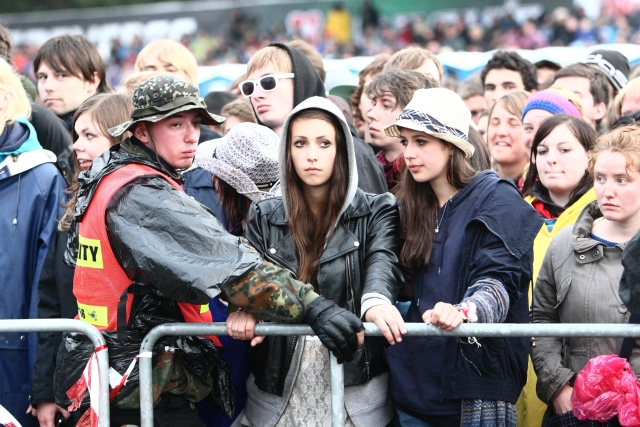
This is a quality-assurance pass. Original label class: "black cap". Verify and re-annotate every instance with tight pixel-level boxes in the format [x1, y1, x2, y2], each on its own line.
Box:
[586, 49, 630, 92]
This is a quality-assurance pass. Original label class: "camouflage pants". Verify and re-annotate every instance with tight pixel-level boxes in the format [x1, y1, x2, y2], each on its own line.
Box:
[115, 351, 214, 410]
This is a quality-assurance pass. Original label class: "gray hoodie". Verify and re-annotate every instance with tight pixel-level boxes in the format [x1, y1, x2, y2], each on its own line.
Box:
[242, 96, 392, 427]
[279, 96, 359, 222]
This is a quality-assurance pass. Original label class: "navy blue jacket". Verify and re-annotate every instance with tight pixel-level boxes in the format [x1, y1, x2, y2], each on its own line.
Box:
[387, 171, 543, 417]
[0, 120, 65, 427]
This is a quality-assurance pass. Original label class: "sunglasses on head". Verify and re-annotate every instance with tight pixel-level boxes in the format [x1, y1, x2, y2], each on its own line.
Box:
[239, 73, 295, 97]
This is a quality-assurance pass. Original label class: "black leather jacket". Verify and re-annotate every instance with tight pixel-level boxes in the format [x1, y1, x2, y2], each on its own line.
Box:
[244, 189, 405, 395]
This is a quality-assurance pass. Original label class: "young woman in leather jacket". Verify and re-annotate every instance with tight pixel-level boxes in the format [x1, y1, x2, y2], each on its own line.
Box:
[225, 96, 405, 427]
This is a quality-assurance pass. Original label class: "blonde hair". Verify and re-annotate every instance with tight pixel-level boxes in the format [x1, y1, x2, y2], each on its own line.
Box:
[383, 47, 444, 83]
[589, 125, 640, 177]
[489, 90, 530, 121]
[616, 77, 640, 117]
[0, 58, 31, 123]
[220, 98, 256, 124]
[286, 39, 325, 81]
[134, 40, 198, 85]
[118, 70, 165, 97]
[246, 46, 292, 77]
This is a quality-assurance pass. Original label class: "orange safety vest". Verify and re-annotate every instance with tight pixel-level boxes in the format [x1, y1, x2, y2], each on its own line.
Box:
[73, 163, 220, 345]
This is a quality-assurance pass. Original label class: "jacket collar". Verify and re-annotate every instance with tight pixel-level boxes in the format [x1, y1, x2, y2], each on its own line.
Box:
[529, 180, 593, 218]
[121, 137, 181, 179]
[268, 189, 370, 225]
[472, 171, 544, 259]
[572, 200, 626, 253]
[264, 190, 370, 271]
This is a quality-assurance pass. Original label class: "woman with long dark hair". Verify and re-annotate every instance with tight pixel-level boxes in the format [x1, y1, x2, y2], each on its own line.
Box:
[226, 96, 405, 427]
[383, 88, 542, 427]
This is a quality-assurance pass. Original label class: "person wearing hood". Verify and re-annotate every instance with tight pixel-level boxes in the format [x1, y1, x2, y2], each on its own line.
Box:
[240, 42, 388, 194]
[225, 96, 405, 427]
[61, 75, 363, 426]
[0, 57, 65, 427]
[382, 88, 542, 427]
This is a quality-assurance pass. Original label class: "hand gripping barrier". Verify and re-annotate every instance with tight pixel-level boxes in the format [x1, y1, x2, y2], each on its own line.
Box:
[139, 322, 640, 427]
[0, 319, 110, 427]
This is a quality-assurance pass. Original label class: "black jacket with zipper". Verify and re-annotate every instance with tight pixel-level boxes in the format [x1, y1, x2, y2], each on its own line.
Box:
[243, 189, 405, 395]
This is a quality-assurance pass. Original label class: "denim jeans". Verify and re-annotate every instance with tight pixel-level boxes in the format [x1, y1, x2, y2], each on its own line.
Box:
[393, 409, 443, 427]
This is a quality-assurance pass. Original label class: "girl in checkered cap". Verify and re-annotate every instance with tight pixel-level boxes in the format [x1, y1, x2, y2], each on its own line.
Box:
[383, 88, 543, 427]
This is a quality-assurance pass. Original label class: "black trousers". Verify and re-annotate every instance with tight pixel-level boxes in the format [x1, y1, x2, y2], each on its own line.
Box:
[109, 394, 205, 427]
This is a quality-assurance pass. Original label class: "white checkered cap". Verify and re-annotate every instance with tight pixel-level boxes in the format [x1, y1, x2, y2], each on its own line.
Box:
[384, 88, 475, 158]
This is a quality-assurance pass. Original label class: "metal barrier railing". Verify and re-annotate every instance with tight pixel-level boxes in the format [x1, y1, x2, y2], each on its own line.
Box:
[0, 319, 110, 427]
[139, 322, 640, 427]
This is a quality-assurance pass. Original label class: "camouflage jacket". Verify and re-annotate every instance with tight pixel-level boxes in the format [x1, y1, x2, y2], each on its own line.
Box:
[66, 137, 317, 321]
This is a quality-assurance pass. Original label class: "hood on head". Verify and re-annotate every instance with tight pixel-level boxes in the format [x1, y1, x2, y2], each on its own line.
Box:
[279, 96, 358, 219]
[251, 43, 326, 127]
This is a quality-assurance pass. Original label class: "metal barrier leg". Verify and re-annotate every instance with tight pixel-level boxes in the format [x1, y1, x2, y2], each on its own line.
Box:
[139, 330, 161, 427]
[94, 344, 111, 427]
[0, 319, 110, 427]
[330, 354, 345, 427]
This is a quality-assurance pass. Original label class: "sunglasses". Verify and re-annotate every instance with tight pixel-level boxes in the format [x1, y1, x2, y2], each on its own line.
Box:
[239, 73, 295, 97]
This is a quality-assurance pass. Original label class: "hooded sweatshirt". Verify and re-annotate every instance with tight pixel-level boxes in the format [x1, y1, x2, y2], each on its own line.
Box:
[279, 95, 358, 221]
[252, 43, 387, 194]
[242, 96, 401, 427]
[0, 119, 64, 427]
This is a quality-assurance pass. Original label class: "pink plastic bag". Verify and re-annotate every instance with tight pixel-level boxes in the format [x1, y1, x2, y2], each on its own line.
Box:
[572, 354, 640, 426]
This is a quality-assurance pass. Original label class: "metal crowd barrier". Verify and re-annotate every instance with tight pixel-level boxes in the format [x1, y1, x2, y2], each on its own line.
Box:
[139, 322, 640, 427]
[0, 319, 110, 427]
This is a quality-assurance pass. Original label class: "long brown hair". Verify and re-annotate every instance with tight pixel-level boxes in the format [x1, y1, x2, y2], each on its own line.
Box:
[215, 177, 251, 232]
[285, 109, 349, 287]
[396, 141, 477, 271]
[59, 93, 133, 230]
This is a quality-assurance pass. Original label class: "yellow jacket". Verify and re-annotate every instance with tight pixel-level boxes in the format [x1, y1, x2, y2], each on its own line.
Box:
[324, 8, 351, 45]
[516, 188, 596, 427]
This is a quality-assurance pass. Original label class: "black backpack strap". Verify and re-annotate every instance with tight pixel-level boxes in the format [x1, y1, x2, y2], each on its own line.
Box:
[117, 284, 152, 340]
[619, 313, 640, 360]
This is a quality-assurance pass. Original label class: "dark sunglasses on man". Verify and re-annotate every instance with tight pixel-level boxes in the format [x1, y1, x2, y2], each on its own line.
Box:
[239, 73, 295, 97]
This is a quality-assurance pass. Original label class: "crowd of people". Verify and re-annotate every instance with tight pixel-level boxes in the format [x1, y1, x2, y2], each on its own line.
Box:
[9, 2, 640, 90]
[4, 8, 640, 427]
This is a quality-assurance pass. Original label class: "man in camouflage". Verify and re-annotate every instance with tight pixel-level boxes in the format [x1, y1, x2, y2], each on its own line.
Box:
[64, 76, 364, 426]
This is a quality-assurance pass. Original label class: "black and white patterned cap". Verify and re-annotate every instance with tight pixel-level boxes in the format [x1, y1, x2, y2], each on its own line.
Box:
[195, 122, 281, 202]
[384, 88, 475, 159]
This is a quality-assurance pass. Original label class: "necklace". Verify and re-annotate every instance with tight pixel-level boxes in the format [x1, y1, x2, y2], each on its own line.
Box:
[435, 200, 449, 234]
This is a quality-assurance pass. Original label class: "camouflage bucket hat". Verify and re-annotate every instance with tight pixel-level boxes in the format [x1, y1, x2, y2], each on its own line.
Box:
[109, 75, 225, 137]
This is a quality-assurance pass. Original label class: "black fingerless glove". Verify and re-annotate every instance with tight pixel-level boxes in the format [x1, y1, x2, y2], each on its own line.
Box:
[302, 296, 364, 364]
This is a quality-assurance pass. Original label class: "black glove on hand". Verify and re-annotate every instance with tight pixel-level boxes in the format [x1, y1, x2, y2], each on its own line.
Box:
[302, 296, 364, 364]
